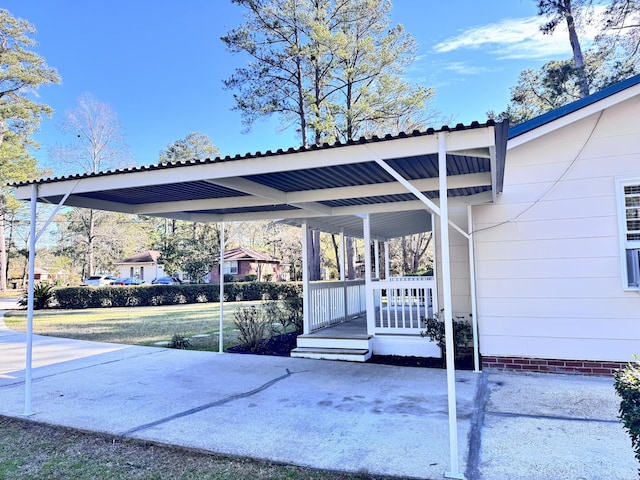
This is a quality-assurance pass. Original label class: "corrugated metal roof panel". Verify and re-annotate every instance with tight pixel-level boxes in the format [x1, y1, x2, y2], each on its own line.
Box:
[76, 180, 247, 205]
[188, 204, 300, 216]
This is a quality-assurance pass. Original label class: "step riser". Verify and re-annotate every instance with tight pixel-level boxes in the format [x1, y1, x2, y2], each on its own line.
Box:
[296, 337, 371, 350]
[290, 351, 372, 362]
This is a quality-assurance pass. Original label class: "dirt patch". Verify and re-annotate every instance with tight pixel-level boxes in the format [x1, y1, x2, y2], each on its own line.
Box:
[368, 354, 474, 370]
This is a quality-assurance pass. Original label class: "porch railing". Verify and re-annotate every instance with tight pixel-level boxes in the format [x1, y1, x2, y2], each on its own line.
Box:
[308, 279, 366, 332]
[370, 277, 436, 334]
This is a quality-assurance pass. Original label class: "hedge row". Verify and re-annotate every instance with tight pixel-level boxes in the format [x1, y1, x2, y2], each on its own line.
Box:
[53, 282, 303, 309]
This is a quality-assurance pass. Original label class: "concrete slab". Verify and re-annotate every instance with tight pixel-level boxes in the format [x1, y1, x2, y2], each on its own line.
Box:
[1, 315, 637, 480]
[0, 325, 476, 479]
[479, 371, 637, 480]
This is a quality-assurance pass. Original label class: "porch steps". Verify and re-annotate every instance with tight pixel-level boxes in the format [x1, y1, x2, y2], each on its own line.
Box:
[290, 334, 373, 362]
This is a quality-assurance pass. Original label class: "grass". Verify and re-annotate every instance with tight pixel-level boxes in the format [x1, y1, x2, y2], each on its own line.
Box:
[0, 416, 393, 480]
[0, 290, 20, 299]
[1, 303, 391, 479]
[3, 302, 264, 350]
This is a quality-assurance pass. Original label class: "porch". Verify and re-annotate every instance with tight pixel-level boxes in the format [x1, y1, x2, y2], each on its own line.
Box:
[291, 276, 439, 362]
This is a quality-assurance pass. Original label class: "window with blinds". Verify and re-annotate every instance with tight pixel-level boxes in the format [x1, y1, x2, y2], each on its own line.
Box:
[619, 181, 640, 288]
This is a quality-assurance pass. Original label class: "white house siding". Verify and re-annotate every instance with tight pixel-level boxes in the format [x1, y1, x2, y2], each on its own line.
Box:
[434, 207, 472, 316]
[473, 95, 640, 363]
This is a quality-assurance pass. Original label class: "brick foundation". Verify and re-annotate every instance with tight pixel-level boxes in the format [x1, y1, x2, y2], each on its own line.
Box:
[481, 356, 628, 376]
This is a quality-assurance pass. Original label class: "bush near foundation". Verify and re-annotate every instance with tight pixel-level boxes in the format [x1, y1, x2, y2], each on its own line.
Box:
[51, 282, 302, 309]
[233, 305, 270, 352]
[614, 357, 640, 472]
[420, 310, 473, 359]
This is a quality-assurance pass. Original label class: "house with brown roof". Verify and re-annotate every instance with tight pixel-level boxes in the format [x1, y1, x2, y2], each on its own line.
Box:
[210, 247, 281, 282]
[114, 250, 164, 283]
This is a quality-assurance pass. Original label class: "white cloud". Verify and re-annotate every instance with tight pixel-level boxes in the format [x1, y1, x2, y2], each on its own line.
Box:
[433, 12, 602, 61]
[441, 62, 498, 75]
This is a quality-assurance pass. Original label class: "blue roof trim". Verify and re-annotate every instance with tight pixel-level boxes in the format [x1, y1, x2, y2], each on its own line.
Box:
[508, 74, 640, 140]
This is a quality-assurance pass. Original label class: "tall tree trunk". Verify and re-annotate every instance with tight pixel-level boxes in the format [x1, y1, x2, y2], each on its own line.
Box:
[87, 209, 96, 275]
[6, 212, 15, 288]
[307, 228, 322, 280]
[401, 236, 409, 273]
[0, 205, 7, 291]
[346, 236, 356, 279]
[563, 0, 590, 97]
[331, 233, 340, 277]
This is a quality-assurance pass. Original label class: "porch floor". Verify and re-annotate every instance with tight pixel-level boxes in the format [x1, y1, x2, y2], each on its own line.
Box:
[303, 304, 432, 339]
[304, 314, 368, 338]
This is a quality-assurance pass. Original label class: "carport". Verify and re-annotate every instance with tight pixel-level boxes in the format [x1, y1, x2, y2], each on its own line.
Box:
[12, 119, 508, 479]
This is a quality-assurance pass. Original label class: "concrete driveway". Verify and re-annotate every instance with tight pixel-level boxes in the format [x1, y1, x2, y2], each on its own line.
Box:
[0, 316, 636, 479]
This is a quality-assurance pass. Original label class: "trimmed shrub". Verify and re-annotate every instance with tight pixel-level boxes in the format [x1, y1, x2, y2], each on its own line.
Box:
[52, 282, 302, 309]
[614, 357, 640, 472]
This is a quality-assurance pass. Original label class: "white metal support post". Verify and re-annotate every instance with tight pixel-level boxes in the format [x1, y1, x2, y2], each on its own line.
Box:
[467, 206, 480, 372]
[363, 214, 375, 335]
[302, 220, 310, 335]
[24, 184, 38, 416]
[23, 181, 78, 416]
[219, 222, 225, 353]
[339, 230, 345, 282]
[374, 240, 380, 279]
[384, 241, 390, 280]
[340, 230, 348, 321]
[438, 133, 464, 480]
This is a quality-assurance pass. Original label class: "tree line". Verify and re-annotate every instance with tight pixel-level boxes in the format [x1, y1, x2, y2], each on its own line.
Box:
[1, 1, 639, 289]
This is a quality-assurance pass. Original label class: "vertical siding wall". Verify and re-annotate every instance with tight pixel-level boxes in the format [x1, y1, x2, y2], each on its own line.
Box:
[434, 207, 471, 316]
[473, 97, 640, 363]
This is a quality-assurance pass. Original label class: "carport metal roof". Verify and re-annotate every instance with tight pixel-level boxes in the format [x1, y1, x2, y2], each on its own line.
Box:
[13, 118, 508, 480]
[13, 120, 508, 241]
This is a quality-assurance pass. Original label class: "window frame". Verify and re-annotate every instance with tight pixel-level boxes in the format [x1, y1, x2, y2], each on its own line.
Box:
[224, 260, 238, 275]
[616, 177, 640, 290]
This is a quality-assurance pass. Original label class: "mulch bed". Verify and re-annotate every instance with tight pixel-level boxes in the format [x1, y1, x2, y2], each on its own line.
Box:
[226, 331, 299, 357]
[226, 332, 474, 370]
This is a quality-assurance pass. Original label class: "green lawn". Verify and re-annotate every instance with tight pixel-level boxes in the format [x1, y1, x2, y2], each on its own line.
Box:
[3, 302, 262, 350]
[1, 303, 393, 479]
[0, 416, 389, 480]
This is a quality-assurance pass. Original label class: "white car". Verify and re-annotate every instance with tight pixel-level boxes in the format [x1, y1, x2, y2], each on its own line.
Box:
[82, 275, 117, 286]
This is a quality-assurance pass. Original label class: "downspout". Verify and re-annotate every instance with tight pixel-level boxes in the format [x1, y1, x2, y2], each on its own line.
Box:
[438, 133, 464, 480]
[467, 206, 480, 372]
[219, 222, 225, 354]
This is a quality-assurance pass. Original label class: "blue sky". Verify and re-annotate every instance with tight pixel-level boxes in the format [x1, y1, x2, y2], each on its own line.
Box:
[7, 0, 594, 171]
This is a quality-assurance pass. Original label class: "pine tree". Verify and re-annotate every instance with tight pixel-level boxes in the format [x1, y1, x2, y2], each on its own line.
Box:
[0, 9, 60, 290]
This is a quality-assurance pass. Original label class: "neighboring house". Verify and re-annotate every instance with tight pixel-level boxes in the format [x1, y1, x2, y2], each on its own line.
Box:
[114, 250, 164, 283]
[210, 247, 281, 282]
[33, 267, 50, 283]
